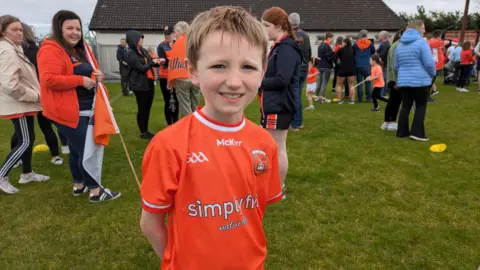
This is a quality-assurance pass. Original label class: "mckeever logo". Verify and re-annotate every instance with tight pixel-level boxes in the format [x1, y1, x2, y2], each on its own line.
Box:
[217, 139, 243, 147]
[187, 152, 209, 163]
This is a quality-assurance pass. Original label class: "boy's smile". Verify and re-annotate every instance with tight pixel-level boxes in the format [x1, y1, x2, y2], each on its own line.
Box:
[188, 30, 265, 124]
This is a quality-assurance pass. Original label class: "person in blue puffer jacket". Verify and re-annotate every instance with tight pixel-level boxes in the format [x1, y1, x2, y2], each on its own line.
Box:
[395, 20, 436, 142]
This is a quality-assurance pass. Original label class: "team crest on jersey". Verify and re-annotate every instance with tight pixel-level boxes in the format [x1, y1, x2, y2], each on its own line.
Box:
[252, 150, 268, 176]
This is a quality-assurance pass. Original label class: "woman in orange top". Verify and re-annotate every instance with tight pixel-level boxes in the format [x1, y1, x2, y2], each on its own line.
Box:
[37, 10, 120, 202]
[0, 15, 49, 194]
[457, 41, 475, 91]
[367, 54, 387, 111]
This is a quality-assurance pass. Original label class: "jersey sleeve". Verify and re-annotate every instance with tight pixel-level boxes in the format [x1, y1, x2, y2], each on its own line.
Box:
[141, 136, 181, 214]
[266, 145, 283, 205]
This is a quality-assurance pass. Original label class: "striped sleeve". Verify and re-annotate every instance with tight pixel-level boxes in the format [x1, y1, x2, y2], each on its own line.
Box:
[141, 135, 180, 213]
[267, 145, 283, 205]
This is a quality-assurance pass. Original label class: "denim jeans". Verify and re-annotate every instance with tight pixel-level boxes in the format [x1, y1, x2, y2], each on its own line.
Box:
[55, 116, 99, 189]
[356, 66, 372, 102]
[292, 65, 307, 128]
[315, 68, 332, 97]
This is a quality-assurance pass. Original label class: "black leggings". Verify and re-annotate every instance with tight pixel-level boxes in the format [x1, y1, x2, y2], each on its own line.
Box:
[372, 87, 388, 108]
[1, 116, 35, 177]
[11, 112, 65, 157]
[159, 78, 179, 125]
[457, 64, 471, 88]
[384, 81, 402, 122]
[134, 80, 155, 134]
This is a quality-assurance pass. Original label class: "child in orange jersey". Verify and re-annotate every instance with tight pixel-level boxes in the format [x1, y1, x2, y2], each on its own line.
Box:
[457, 41, 475, 92]
[140, 6, 283, 270]
[367, 54, 387, 112]
[305, 58, 319, 110]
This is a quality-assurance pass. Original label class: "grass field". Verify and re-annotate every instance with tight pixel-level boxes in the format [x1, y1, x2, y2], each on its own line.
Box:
[0, 83, 479, 269]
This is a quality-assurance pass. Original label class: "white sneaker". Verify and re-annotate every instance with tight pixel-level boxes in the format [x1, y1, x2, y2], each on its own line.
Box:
[12, 160, 22, 169]
[61, 145, 70, 155]
[19, 172, 50, 184]
[0, 177, 19, 194]
[381, 122, 390, 130]
[460, 88, 469, 92]
[51, 156, 64, 165]
[304, 105, 315, 111]
[388, 122, 398, 131]
[324, 98, 332, 103]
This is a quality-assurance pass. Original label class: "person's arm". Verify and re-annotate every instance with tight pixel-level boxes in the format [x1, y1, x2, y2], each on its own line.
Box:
[394, 48, 400, 71]
[261, 46, 299, 91]
[474, 42, 480, 57]
[140, 136, 180, 259]
[266, 144, 283, 205]
[126, 51, 154, 72]
[37, 46, 84, 91]
[0, 49, 39, 102]
[116, 48, 122, 62]
[420, 41, 436, 77]
[140, 211, 168, 258]
[305, 35, 312, 62]
[370, 42, 376, 55]
[157, 45, 169, 69]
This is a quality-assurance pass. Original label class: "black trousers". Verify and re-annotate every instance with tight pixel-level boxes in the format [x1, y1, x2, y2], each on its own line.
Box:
[120, 65, 130, 96]
[453, 62, 461, 83]
[1, 116, 35, 177]
[457, 64, 471, 88]
[134, 80, 155, 134]
[11, 112, 62, 157]
[372, 87, 388, 108]
[384, 81, 402, 122]
[159, 78, 179, 125]
[397, 86, 429, 138]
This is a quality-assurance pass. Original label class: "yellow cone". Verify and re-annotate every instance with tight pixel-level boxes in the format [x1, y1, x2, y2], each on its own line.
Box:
[429, 143, 447, 153]
[33, 144, 49, 153]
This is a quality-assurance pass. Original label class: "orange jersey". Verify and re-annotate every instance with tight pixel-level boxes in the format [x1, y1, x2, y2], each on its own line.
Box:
[306, 66, 319, 84]
[167, 34, 189, 84]
[141, 107, 283, 270]
[460, 49, 475, 65]
[371, 64, 384, 88]
[429, 39, 445, 70]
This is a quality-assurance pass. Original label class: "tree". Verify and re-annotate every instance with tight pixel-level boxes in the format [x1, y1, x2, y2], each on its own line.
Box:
[398, 5, 479, 31]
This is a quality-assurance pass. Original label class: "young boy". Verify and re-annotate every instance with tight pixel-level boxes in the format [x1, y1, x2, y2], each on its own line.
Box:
[140, 6, 283, 269]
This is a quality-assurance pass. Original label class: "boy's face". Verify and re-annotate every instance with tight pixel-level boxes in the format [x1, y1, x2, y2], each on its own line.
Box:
[187, 31, 265, 123]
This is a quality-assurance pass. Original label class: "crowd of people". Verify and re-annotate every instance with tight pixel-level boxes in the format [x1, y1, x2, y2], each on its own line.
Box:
[0, 4, 478, 269]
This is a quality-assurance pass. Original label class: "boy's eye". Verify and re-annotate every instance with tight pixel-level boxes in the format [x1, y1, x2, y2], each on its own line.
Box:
[210, 64, 226, 69]
[242, 65, 258, 71]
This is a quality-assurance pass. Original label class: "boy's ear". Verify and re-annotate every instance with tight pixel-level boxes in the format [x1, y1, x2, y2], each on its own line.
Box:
[185, 58, 199, 86]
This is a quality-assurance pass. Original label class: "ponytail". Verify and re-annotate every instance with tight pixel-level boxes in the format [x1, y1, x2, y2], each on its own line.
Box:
[287, 22, 300, 44]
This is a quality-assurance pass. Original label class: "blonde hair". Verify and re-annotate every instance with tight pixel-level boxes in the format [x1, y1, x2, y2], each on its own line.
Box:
[174, 21, 190, 35]
[187, 6, 268, 68]
[407, 20, 424, 32]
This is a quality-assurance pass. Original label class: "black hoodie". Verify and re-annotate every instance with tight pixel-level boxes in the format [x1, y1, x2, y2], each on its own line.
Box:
[260, 35, 302, 115]
[125, 30, 159, 91]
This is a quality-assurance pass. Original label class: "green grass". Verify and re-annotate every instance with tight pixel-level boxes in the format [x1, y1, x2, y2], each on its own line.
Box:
[0, 83, 479, 269]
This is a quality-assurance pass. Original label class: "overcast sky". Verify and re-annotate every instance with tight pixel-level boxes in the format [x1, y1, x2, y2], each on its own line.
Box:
[0, 0, 476, 35]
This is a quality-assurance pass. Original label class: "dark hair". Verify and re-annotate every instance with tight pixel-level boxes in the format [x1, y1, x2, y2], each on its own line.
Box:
[343, 37, 352, 48]
[433, 30, 442, 38]
[335, 36, 344, 46]
[312, 57, 319, 66]
[393, 28, 405, 43]
[462, 41, 471, 50]
[325, 32, 334, 40]
[49, 10, 85, 60]
[371, 54, 381, 64]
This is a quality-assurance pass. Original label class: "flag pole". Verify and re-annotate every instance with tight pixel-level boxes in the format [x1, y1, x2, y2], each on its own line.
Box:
[84, 41, 141, 189]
